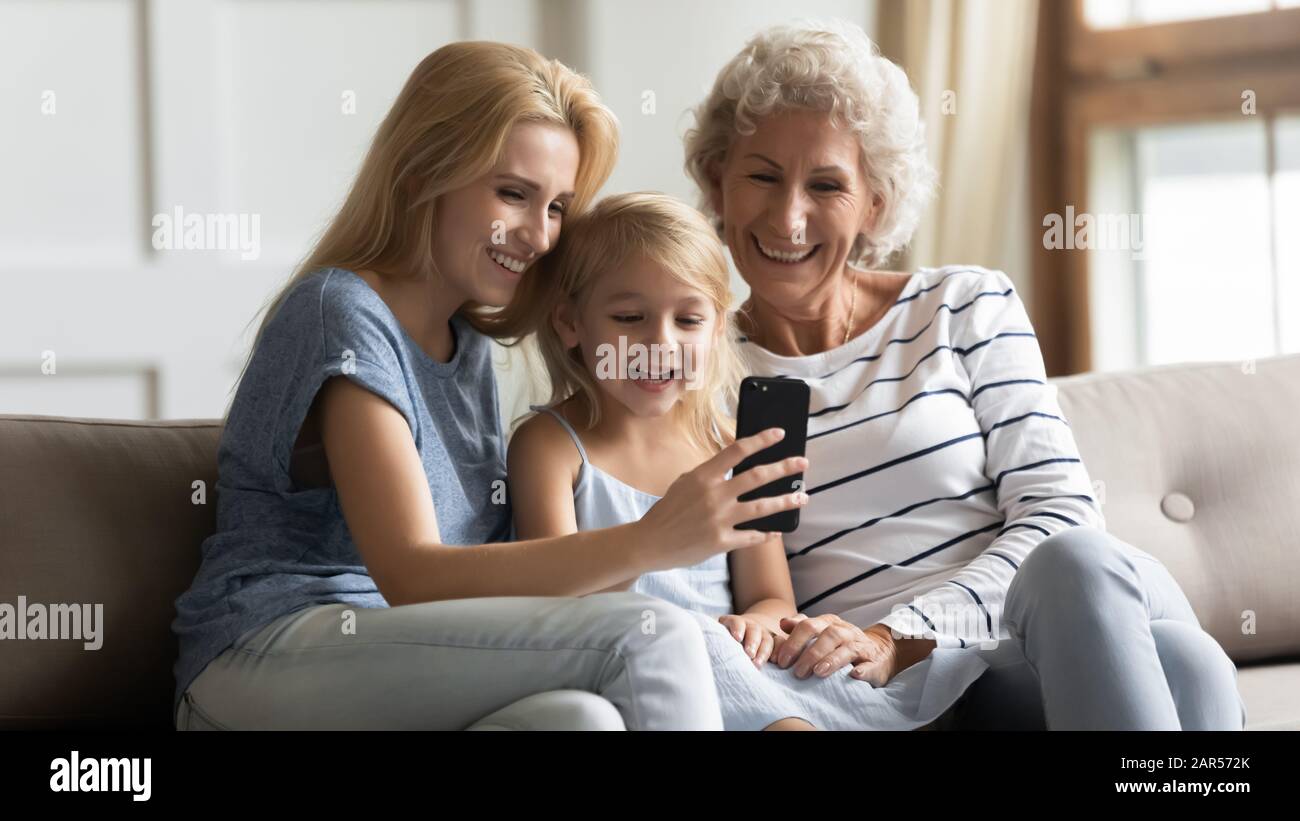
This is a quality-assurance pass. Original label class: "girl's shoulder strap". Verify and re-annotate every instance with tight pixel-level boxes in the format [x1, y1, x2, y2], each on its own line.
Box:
[528, 404, 589, 464]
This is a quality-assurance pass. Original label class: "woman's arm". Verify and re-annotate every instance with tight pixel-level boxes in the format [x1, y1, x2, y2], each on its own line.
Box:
[318, 376, 809, 606]
[507, 413, 636, 594]
[775, 269, 1089, 684]
[874, 269, 1103, 648]
[320, 376, 646, 603]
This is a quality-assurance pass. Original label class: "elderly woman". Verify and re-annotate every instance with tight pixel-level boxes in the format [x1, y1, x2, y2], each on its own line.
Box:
[683, 19, 1246, 729]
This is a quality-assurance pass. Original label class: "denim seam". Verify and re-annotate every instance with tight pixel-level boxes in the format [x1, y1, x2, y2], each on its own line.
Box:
[184, 691, 235, 731]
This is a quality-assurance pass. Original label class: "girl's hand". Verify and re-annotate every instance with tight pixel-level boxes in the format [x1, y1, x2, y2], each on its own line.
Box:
[718, 614, 781, 668]
[634, 427, 809, 571]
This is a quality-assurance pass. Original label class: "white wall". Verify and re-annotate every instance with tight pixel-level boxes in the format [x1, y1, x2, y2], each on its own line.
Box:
[0, 0, 876, 422]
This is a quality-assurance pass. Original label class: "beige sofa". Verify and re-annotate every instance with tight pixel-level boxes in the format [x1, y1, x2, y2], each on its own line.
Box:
[2, 354, 1297, 730]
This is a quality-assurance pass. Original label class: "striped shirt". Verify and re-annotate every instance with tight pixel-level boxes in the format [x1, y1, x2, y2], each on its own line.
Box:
[734, 265, 1104, 650]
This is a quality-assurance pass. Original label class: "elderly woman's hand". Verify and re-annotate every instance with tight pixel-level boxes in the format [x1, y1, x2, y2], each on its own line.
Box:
[773, 614, 937, 687]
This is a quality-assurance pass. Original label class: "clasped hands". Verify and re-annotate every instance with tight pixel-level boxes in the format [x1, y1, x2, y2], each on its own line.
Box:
[718, 612, 937, 687]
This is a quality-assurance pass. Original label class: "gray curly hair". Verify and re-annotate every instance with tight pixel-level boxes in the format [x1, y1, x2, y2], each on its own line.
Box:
[684, 18, 936, 268]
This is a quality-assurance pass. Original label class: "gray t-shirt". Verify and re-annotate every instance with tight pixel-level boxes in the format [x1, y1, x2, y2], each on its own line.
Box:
[171, 267, 512, 719]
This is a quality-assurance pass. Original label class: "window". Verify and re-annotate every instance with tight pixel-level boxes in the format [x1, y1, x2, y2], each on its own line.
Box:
[1083, 0, 1293, 30]
[1088, 115, 1298, 369]
[1030, 0, 1300, 373]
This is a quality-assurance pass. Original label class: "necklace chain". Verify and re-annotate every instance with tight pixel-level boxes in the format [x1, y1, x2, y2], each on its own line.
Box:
[843, 268, 859, 346]
[742, 269, 861, 348]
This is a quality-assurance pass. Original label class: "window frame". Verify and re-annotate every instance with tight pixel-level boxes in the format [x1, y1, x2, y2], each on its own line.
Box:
[1030, 0, 1300, 374]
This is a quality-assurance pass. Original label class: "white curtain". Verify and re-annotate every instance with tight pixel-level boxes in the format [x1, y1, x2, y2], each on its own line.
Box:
[879, 0, 1039, 297]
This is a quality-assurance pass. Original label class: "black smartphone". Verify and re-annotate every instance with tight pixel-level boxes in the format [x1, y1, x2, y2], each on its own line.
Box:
[732, 376, 810, 533]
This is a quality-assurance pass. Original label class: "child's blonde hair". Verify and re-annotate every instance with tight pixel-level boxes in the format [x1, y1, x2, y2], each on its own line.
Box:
[531, 191, 745, 455]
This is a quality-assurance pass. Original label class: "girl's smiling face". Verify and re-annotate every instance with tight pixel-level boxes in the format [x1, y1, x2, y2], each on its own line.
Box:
[432, 121, 580, 308]
[554, 253, 720, 419]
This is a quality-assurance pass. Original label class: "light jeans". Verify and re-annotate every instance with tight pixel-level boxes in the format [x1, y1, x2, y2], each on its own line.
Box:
[175, 528, 1247, 731]
[175, 591, 723, 730]
[931, 526, 1248, 730]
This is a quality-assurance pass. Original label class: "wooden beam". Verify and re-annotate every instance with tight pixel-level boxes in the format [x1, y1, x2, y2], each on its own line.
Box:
[1031, 0, 1088, 375]
[1068, 6, 1300, 77]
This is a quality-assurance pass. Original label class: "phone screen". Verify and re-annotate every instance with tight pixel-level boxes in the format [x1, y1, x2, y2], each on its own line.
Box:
[732, 376, 810, 532]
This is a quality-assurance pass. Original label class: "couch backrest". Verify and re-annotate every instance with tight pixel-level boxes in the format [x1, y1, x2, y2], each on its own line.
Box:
[0, 416, 219, 728]
[1054, 354, 1300, 664]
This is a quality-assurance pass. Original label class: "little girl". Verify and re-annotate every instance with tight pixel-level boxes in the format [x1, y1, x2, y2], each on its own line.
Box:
[508, 192, 949, 731]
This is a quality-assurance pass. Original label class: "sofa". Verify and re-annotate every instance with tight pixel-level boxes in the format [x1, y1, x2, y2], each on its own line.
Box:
[2, 354, 1298, 730]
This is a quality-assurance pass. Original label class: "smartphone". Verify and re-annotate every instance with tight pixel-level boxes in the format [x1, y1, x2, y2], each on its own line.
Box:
[732, 376, 810, 532]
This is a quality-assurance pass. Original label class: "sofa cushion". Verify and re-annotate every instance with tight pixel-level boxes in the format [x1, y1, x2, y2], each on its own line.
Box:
[1235, 660, 1300, 730]
[0, 415, 218, 728]
[1053, 355, 1300, 664]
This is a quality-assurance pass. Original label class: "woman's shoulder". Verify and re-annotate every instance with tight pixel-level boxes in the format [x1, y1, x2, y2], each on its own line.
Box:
[903, 266, 1036, 350]
[264, 267, 377, 337]
[307, 267, 401, 328]
[902, 265, 1015, 309]
[272, 266, 414, 368]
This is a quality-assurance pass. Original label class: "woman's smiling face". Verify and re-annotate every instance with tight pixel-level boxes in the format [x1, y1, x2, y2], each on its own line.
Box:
[432, 121, 580, 308]
[711, 108, 880, 312]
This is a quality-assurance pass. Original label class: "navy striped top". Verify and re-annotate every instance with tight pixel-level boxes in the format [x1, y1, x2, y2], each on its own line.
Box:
[735, 265, 1104, 649]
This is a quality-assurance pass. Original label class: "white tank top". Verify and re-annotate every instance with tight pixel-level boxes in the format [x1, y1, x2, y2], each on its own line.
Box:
[528, 404, 733, 618]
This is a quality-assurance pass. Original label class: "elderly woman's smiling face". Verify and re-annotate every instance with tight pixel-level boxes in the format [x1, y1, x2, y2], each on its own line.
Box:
[712, 107, 880, 313]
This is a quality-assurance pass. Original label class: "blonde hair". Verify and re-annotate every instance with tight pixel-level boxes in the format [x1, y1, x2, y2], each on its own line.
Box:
[229, 41, 619, 413]
[529, 192, 745, 455]
[683, 18, 935, 268]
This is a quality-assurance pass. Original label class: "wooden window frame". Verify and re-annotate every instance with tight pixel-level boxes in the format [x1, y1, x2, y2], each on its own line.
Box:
[1030, 1, 1300, 375]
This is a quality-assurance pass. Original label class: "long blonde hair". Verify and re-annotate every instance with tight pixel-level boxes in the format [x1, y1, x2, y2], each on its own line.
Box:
[528, 192, 745, 455]
[230, 41, 619, 414]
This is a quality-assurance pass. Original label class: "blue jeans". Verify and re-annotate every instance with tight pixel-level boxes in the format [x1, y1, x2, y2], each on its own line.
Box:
[931, 527, 1247, 730]
[175, 591, 723, 730]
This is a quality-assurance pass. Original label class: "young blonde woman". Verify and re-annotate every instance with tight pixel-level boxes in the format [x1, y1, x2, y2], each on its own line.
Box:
[170, 42, 806, 731]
